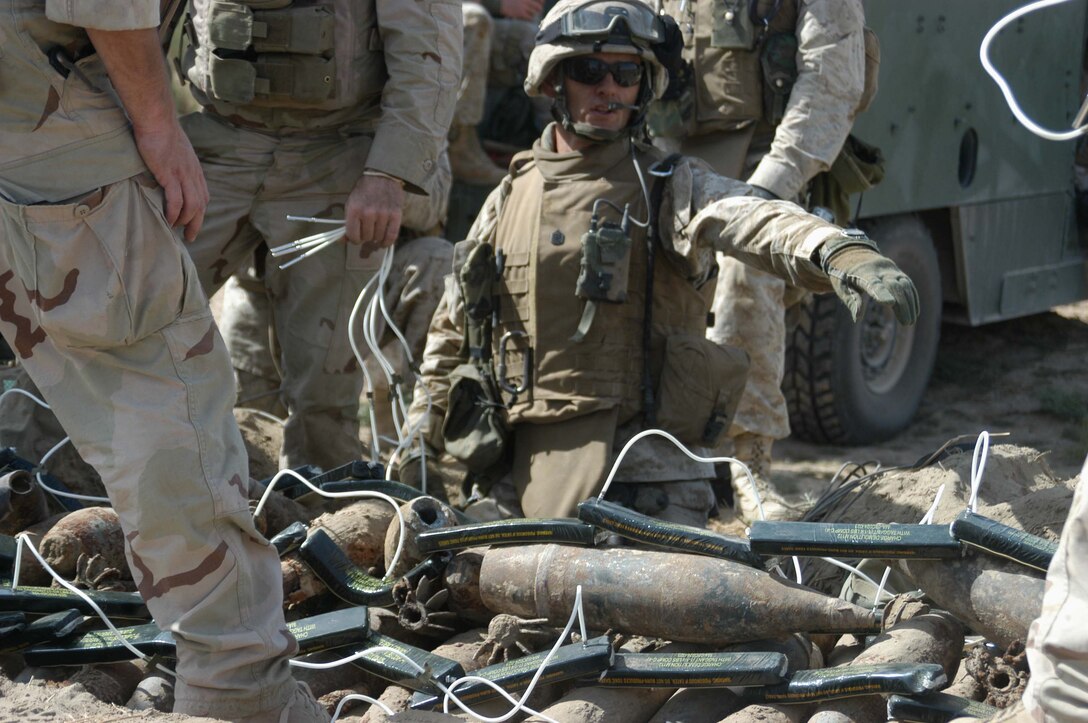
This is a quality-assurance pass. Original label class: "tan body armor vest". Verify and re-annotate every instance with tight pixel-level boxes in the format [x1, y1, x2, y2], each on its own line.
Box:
[663, 0, 797, 133]
[491, 141, 707, 426]
[184, 0, 383, 111]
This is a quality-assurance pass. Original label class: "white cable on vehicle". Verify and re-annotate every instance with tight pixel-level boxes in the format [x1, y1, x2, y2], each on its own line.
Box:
[980, 0, 1088, 141]
[253, 467, 408, 580]
[967, 430, 991, 513]
[11, 534, 178, 679]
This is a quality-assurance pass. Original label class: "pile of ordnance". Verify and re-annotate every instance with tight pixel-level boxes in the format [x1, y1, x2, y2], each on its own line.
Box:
[0, 442, 1069, 722]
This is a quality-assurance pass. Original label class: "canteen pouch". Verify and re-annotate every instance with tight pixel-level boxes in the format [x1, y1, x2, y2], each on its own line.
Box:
[655, 333, 749, 446]
[442, 363, 510, 473]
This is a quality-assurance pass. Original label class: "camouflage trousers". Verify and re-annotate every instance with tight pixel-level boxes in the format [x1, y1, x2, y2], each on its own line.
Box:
[217, 235, 454, 460]
[182, 110, 451, 471]
[1022, 455, 1088, 722]
[457, 3, 538, 126]
[0, 176, 297, 718]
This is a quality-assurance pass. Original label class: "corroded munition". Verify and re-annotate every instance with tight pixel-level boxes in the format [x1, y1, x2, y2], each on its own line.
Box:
[807, 597, 963, 722]
[0, 469, 49, 536]
[441, 548, 492, 625]
[39, 506, 129, 583]
[720, 703, 810, 722]
[648, 688, 741, 723]
[281, 499, 394, 607]
[897, 552, 1044, 648]
[479, 546, 881, 644]
[384, 496, 460, 577]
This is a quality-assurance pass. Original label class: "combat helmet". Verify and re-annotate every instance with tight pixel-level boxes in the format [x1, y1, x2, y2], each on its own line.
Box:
[525, 0, 673, 141]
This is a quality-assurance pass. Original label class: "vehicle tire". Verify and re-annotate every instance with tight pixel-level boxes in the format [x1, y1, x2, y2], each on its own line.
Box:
[783, 213, 942, 444]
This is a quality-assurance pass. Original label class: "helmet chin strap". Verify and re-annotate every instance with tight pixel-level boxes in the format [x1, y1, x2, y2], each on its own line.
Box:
[549, 62, 655, 144]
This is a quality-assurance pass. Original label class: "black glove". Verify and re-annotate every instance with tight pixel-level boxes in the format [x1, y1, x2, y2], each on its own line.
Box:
[820, 238, 920, 326]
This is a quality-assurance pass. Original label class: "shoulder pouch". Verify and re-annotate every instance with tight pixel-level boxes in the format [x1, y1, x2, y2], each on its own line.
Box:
[442, 363, 510, 473]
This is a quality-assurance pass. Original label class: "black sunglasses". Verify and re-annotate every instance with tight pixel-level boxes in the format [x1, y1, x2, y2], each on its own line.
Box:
[564, 57, 644, 88]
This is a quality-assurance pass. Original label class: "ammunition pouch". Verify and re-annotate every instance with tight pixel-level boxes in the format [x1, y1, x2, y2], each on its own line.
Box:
[760, 32, 798, 126]
[458, 242, 498, 361]
[655, 333, 749, 447]
[188, 0, 351, 107]
[442, 363, 510, 473]
[807, 135, 886, 226]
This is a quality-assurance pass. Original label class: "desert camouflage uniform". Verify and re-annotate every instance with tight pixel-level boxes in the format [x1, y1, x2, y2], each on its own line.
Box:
[408, 127, 856, 521]
[655, 0, 866, 442]
[1020, 455, 1088, 721]
[0, 1, 298, 718]
[179, 0, 461, 471]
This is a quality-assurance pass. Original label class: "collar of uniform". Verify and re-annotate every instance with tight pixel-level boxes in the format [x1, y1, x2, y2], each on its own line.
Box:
[532, 124, 635, 184]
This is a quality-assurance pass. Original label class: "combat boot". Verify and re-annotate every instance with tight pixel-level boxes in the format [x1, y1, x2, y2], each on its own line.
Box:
[449, 124, 506, 187]
[729, 433, 805, 525]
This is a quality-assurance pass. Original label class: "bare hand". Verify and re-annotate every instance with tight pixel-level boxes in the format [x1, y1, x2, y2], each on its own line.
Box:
[133, 121, 209, 242]
[345, 175, 405, 251]
[500, 0, 544, 20]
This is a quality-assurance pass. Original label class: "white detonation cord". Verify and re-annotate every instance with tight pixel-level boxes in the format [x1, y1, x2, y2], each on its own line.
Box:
[981, 0, 1088, 140]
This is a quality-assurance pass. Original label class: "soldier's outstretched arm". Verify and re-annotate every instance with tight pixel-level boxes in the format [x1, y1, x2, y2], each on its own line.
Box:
[85, 26, 208, 241]
[670, 160, 918, 325]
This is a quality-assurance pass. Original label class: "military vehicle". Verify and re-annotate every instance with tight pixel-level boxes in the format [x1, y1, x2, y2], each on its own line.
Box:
[783, 0, 1088, 443]
[448, 0, 1088, 446]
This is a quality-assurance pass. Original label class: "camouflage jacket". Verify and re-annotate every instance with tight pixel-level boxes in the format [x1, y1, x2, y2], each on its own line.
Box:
[0, 0, 159, 203]
[659, 0, 866, 200]
[407, 128, 845, 476]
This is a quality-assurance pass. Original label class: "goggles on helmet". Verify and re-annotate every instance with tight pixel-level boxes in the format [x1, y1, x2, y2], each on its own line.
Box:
[537, 1, 665, 47]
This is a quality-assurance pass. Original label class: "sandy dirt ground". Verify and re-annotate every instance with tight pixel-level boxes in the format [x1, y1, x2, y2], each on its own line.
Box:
[2, 302, 1086, 721]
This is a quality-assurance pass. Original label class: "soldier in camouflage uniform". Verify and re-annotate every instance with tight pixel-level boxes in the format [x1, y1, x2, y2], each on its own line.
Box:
[178, 0, 461, 471]
[454, 0, 542, 186]
[650, 0, 868, 523]
[403, 0, 916, 525]
[0, 1, 323, 720]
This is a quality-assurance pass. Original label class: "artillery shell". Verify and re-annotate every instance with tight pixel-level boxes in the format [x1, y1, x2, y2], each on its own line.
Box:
[719, 703, 811, 722]
[39, 507, 128, 582]
[0, 469, 49, 536]
[315, 499, 397, 570]
[897, 553, 1044, 648]
[524, 683, 674, 723]
[441, 547, 492, 625]
[479, 545, 880, 644]
[384, 496, 460, 578]
[648, 688, 742, 723]
[806, 599, 963, 721]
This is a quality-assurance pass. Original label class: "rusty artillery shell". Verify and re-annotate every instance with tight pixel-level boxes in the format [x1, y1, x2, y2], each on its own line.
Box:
[479, 545, 880, 644]
[897, 552, 1043, 648]
[281, 499, 394, 608]
[441, 547, 493, 626]
[648, 688, 742, 723]
[0, 469, 49, 536]
[39, 506, 128, 583]
[806, 597, 963, 722]
[384, 496, 460, 578]
[719, 703, 811, 723]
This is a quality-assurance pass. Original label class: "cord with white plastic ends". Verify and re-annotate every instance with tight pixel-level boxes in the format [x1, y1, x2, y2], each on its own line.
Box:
[11, 533, 178, 679]
[0, 387, 51, 408]
[818, 556, 897, 604]
[253, 467, 407, 580]
[348, 271, 384, 460]
[967, 431, 991, 513]
[980, 0, 1088, 141]
[598, 428, 767, 521]
[332, 694, 393, 721]
[34, 436, 110, 504]
[920, 484, 946, 526]
[871, 566, 893, 613]
[440, 584, 589, 723]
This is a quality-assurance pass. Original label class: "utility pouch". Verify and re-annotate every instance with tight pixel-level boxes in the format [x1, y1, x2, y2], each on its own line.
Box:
[711, 0, 758, 49]
[205, 53, 334, 104]
[656, 333, 749, 446]
[761, 32, 798, 126]
[646, 71, 694, 139]
[572, 217, 633, 342]
[807, 135, 886, 225]
[207, 2, 334, 55]
[442, 363, 510, 473]
[459, 242, 497, 361]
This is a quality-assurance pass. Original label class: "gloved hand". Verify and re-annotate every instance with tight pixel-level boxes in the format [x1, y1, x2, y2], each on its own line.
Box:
[748, 184, 779, 201]
[822, 244, 920, 325]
